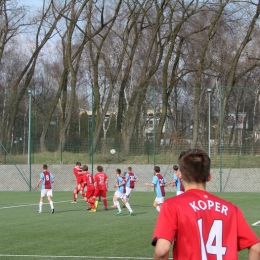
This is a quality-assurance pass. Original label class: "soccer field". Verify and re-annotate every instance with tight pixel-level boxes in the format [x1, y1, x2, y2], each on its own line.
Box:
[0, 191, 259, 260]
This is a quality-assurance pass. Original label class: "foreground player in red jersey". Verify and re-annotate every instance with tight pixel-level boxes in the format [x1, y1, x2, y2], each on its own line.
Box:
[152, 149, 260, 260]
[72, 162, 83, 203]
[92, 165, 108, 210]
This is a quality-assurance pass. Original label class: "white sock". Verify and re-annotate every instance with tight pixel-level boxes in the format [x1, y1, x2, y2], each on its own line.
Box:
[49, 201, 54, 209]
[125, 202, 133, 213]
[156, 206, 160, 212]
[39, 202, 43, 211]
[116, 201, 121, 211]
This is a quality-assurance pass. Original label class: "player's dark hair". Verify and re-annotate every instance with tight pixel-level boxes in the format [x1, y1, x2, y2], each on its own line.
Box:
[116, 168, 121, 174]
[82, 165, 88, 171]
[127, 166, 132, 171]
[97, 165, 103, 172]
[76, 162, 81, 166]
[154, 166, 160, 173]
[173, 164, 178, 171]
[43, 164, 48, 170]
[178, 149, 210, 183]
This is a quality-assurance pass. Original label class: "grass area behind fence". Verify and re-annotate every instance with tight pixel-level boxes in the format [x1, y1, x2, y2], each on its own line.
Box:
[2, 151, 260, 168]
[0, 191, 259, 259]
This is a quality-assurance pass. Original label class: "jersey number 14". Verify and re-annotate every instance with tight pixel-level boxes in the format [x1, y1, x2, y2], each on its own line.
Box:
[197, 218, 227, 259]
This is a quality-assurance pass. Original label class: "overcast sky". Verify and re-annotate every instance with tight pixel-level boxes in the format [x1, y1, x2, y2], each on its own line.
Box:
[19, 0, 44, 9]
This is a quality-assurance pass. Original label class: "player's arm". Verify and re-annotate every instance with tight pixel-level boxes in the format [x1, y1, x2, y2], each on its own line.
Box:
[115, 180, 125, 188]
[105, 178, 108, 190]
[153, 238, 171, 260]
[36, 178, 42, 187]
[248, 242, 260, 259]
[145, 183, 155, 187]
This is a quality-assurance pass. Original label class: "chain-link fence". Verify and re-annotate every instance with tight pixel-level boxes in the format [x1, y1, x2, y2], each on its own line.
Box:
[1, 141, 260, 192]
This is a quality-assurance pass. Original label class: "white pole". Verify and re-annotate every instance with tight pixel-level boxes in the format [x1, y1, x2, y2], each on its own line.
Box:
[207, 88, 211, 157]
[28, 89, 32, 191]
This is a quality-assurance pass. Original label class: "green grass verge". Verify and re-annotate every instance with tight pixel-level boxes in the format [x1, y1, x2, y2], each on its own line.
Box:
[3, 151, 260, 168]
[0, 191, 259, 259]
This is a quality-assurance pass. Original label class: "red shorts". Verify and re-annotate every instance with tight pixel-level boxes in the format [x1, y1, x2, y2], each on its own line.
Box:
[85, 189, 95, 199]
[94, 189, 106, 198]
[76, 175, 84, 185]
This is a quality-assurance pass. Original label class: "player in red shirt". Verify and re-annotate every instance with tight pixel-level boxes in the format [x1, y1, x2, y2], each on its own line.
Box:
[92, 165, 108, 210]
[72, 162, 83, 203]
[152, 149, 260, 260]
[81, 165, 96, 212]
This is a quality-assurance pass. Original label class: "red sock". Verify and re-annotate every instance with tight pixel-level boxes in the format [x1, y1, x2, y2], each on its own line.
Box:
[73, 187, 78, 201]
[88, 198, 95, 204]
[103, 199, 107, 208]
[87, 199, 95, 209]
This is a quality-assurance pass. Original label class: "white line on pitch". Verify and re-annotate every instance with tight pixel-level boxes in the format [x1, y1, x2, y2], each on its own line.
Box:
[0, 196, 113, 210]
[0, 255, 152, 259]
[0, 200, 81, 210]
[252, 220, 260, 226]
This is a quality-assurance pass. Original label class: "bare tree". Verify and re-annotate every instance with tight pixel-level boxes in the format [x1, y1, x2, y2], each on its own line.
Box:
[214, 1, 260, 148]
[0, 0, 66, 149]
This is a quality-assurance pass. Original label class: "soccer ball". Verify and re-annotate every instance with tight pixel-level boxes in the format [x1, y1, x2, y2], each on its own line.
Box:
[110, 149, 116, 155]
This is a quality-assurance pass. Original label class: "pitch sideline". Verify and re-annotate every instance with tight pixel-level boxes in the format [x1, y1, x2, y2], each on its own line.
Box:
[252, 220, 260, 226]
[0, 196, 114, 210]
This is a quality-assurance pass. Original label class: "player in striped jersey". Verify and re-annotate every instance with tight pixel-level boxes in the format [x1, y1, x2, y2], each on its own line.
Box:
[113, 168, 134, 216]
[145, 166, 167, 212]
[152, 149, 260, 260]
[37, 164, 55, 213]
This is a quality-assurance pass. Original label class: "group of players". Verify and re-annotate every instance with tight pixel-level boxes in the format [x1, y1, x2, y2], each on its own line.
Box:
[37, 149, 260, 258]
[151, 149, 260, 259]
[72, 162, 138, 215]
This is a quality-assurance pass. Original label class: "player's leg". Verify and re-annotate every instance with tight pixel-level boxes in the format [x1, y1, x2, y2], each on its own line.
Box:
[154, 197, 164, 212]
[123, 187, 131, 208]
[101, 190, 108, 210]
[122, 195, 134, 215]
[38, 189, 46, 213]
[86, 197, 95, 212]
[111, 198, 117, 208]
[47, 190, 54, 213]
[86, 190, 95, 212]
[125, 187, 132, 202]
[153, 198, 160, 212]
[114, 192, 122, 214]
[38, 197, 44, 213]
[72, 185, 78, 202]
[79, 182, 86, 197]
[84, 193, 91, 210]
[90, 189, 99, 211]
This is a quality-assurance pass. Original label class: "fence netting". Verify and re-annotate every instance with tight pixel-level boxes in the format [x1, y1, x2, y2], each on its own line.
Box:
[1, 142, 260, 193]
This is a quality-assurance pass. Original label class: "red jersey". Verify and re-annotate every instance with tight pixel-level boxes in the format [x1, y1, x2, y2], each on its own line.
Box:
[83, 172, 95, 191]
[74, 166, 83, 184]
[73, 166, 82, 178]
[152, 189, 259, 260]
[94, 172, 108, 190]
